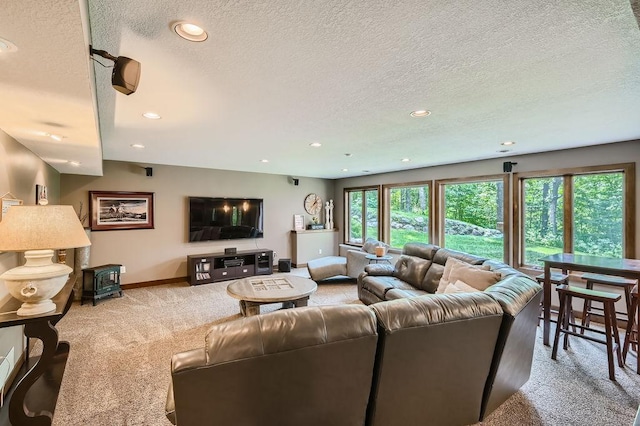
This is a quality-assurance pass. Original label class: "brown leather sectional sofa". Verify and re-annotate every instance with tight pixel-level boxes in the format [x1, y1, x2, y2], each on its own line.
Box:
[166, 243, 541, 426]
[359, 242, 542, 421]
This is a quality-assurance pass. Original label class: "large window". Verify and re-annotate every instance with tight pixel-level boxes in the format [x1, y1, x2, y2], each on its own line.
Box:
[385, 183, 430, 248]
[522, 177, 565, 266]
[438, 176, 507, 261]
[517, 164, 633, 268]
[345, 187, 379, 244]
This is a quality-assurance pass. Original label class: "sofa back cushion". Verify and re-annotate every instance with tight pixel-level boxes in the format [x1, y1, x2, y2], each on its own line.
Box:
[433, 247, 487, 267]
[393, 255, 431, 288]
[171, 305, 379, 426]
[402, 242, 440, 260]
[368, 293, 503, 426]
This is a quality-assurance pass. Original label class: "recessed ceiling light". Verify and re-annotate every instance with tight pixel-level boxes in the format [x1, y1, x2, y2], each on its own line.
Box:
[309, 142, 322, 147]
[131, 144, 145, 149]
[497, 149, 511, 153]
[0, 37, 18, 53]
[69, 161, 81, 167]
[501, 141, 516, 146]
[342, 168, 348, 172]
[172, 22, 208, 42]
[401, 158, 411, 162]
[410, 110, 431, 118]
[143, 112, 161, 120]
[261, 159, 269, 163]
[344, 153, 352, 157]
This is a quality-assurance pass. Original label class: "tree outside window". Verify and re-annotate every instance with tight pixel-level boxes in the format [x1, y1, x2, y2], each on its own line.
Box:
[387, 184, 429, 248]
[346, 188, 379, 244]
[520, 170, 625, 267]
[442, 180, 505, 261]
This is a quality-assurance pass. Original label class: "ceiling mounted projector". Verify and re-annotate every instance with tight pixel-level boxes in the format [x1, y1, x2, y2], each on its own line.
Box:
[89, 46, 141, 95]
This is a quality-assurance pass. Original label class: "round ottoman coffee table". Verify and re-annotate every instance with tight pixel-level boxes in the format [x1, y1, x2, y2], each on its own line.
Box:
[226, 274, 318, 316]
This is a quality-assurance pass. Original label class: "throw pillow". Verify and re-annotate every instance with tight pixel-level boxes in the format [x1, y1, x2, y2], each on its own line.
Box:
[444, 282, 465, 294]
[436, 257, 490, 294]
[448, 264, 501, 292]
[445, 280, 482, 293]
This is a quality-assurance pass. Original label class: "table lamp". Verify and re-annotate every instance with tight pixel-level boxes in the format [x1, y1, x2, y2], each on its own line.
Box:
[0, 205, 91, 316]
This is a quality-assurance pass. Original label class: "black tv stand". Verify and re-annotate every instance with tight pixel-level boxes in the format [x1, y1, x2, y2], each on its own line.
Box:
[187, 249, 273, 285]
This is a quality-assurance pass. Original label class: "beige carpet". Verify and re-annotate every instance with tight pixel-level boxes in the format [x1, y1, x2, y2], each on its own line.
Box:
[45, 271, 640, 425]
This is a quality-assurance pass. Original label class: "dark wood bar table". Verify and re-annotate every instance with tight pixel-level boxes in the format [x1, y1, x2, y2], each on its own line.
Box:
[540, 253, 640, 346]
[0, 280, 74, 425]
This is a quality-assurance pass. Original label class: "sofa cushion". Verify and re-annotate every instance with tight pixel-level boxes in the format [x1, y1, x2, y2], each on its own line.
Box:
[433, 247, 487, 267]
[394, 255, 431, 287]
[385, 288, 430, 300]
[402, 242, 440, 259]
[420, 263, 445, 293]
[436, 257, 490, 293]
[361, 275, 409, 299]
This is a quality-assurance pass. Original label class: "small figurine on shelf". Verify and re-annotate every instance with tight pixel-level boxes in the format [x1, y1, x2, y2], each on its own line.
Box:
[307, 216, 325, 230]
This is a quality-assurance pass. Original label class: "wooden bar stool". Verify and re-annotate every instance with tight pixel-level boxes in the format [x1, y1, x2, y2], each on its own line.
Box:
[552, 284, 623, 381]
[580, 273, 638, 337]
[536, 272, 573, 328]
[623, 284, 640, 374]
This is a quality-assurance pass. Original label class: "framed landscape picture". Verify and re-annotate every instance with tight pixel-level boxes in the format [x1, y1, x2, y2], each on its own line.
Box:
[89, 191, 155, 231]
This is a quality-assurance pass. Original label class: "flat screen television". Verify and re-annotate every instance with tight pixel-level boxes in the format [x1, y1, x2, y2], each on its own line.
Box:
[189, 197, 264, 242]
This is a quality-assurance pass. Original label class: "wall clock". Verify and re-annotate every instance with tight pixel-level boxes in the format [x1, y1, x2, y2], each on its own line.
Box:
[304, 193, 322, 215]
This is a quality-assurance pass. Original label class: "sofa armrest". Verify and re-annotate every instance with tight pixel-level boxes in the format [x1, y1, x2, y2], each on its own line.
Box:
[346, 249, 370, 278]
[167, 348, 207, 424]
[171, 348, 207, 374]
[364, 264, 395, 276]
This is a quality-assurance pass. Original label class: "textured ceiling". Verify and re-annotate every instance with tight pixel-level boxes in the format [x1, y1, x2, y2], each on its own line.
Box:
[1, 1, 640, 178]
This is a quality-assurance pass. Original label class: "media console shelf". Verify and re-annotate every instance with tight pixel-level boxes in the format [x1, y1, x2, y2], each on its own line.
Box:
[187, 249, 273, 285]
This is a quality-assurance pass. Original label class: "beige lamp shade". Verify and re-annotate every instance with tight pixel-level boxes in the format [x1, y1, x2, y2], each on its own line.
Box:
[0, 205, 91, 251]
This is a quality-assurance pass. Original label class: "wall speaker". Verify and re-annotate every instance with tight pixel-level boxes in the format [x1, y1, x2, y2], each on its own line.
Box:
[90, 47, 141, 95]
[503, 161, 518, 173]
[278, 258, 291, 273]
[145, 167, 153, 177]
[224, 247, 237, 255]
[111, 57, 141, 95]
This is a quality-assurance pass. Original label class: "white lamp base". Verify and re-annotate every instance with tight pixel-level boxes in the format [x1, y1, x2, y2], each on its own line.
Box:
[0, 249, 72, 316]
[17, 299, 57, 316]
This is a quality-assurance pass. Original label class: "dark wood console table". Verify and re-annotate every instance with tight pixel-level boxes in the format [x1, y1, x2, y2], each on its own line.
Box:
[187, 249, 273, 285]
[0, 280, 74, 426]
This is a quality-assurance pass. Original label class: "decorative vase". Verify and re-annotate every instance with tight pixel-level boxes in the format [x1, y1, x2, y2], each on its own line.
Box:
[73, 228, 91, 301]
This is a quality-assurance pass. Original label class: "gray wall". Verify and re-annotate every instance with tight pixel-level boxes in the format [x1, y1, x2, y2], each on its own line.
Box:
[0, 129, 60, 388]
[61, 161, 335, 284]
[333, 139, 640, 258]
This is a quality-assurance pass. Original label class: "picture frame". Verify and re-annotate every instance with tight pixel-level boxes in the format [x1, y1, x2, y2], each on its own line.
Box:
[36, 184, 48, 205]
[1, 193, 23, 221]
[293, 214, 305, 231]
[89, 191, 155, 231]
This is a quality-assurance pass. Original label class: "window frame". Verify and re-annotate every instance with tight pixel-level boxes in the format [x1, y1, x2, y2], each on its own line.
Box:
[435, 174, 510, 263]
[513, 162, 636, 269]
[343, 185, 381, 246]
[382, 180, 433, 248]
